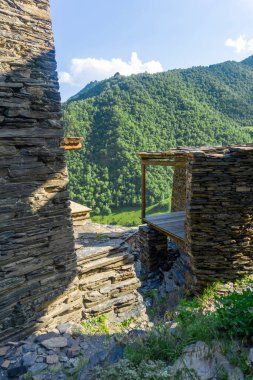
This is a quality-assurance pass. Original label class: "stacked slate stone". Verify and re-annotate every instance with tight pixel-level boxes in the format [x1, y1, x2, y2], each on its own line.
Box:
[138, 227, 196, 304]
[76, 238, 143, 320]
[171, 166, 187, 212]
[186, 145, 253, 291]
[70, 201, 92, 226]
[138, 225, 168, 273]
[0, 0, 80, 342]
[161, 243, 197, 307]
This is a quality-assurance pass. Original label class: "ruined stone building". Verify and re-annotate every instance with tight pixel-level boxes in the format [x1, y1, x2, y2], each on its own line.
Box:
[138, 145, 253, 292]
[1, 0, 253, 345]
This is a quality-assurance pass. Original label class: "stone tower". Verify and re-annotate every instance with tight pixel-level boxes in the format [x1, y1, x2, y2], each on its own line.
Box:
[0, 0, 81, 341]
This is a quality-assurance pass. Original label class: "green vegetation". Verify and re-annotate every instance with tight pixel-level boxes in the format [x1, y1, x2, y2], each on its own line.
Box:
[92, 199, 170, 226]
[92, 277, 253, 379]
[215, 290, 253, 338]
[81, 314, 110, 335]
[92, 359, 170, 380]
[64, 56, 253, 218]
[117, 317, 135, 331]
[242, 125, 253, 138]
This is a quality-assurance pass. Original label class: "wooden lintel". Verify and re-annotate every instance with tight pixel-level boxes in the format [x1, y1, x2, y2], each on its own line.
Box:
[137, 151, 190, 159]
[62, 137, 84, 151]
[141, 160, 185, 166]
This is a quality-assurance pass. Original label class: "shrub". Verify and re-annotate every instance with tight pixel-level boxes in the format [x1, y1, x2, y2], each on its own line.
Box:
[215, 289, 253, 338]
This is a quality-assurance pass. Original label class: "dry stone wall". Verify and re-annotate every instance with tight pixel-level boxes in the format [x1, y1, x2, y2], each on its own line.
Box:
[0, 0, 79, 342]
[171, 166, 187, 212]
[77, 237, 143, 321]
[186, 146, 253, 291]
[138, 225, 168, 273]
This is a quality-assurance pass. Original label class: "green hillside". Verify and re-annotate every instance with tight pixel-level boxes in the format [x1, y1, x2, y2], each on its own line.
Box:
[63, 57, 253, 216]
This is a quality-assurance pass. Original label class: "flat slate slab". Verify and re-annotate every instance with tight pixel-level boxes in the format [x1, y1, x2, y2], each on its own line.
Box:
[70, 201, 92, 215]
[144, 211, 186, 242]
[76, 239, 126, 263]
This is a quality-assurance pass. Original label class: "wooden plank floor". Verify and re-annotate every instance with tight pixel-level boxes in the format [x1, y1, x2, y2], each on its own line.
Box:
[143, 211, 186, 242]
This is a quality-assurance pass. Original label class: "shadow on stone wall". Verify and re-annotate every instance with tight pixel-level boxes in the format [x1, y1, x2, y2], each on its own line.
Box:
[0, 51, 79, 342]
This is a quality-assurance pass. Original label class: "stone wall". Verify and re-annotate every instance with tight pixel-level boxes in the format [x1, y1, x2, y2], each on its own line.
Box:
[186, 146, 253, 291]
[138, 225, 168, 273]
[77, 237, 143, 321]
[0, 0, 79, 341]
[171, 166, 187, 212]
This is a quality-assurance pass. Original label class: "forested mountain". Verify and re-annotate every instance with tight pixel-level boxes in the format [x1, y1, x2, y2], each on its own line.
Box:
[63, 57, 253, 215]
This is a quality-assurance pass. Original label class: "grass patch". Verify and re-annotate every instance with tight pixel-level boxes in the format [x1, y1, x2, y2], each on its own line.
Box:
[92, 199, 170, 227]
[125, 323, 185, 365]
[81, 314, 110, 335]
[117, 317, 135, 331]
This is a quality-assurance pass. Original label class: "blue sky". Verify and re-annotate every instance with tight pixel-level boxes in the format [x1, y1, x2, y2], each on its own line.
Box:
[50, 0, 253, 101]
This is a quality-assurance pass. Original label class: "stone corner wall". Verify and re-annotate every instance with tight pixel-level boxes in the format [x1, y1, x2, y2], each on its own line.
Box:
[186, 147, 253, 291]
[0, 0, 79, 342]
[171, 166, 187, 212]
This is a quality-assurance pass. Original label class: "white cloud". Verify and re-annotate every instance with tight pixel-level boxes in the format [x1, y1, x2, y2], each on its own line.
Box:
[59, 52, 164, 86]
[225, 35, 253, 54]
[59, 72, 71, 83]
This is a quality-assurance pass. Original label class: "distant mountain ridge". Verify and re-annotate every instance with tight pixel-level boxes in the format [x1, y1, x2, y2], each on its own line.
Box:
[63, 56, 253, 214]
[242, 55, 253, 66]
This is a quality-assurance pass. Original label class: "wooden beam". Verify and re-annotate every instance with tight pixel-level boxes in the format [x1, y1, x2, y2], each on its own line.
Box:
[137, 151, 190, 159]
[61, 137, 84, 151]
[141, 162, 146, 221]
[141, 160, 185, 166]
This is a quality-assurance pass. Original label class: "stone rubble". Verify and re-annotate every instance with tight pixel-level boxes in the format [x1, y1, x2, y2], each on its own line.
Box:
[0, 317, 151, 380]
[0, 322, 111, 380]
